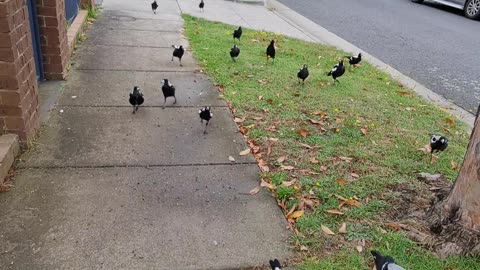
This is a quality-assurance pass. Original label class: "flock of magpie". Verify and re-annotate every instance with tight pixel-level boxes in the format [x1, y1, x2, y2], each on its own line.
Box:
[134, 1, 450, 269]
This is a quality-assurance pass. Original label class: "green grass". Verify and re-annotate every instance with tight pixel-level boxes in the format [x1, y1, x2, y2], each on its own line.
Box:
[183, 15, 479, 269]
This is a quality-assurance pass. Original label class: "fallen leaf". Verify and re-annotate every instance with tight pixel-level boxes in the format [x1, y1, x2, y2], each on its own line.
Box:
[234, 117, 245, 123]
[338, 156, 352, 162]
[336, 178, 348, 185]
[249, 186, 260, 195]
[397, 91, 413, 98]
[269, 137, 279, 142]
[265, 125, 277, 132]
[286, 205, 296, 217]
[335, 117, 344, 123]
[296, 128, 309, 138]
[281, 165, 295, 170]
[260, 165, 269, 172]
[326, 209, 344, 215]
[300, 143, 313, 149]
[267, 145, 272, 156]
[356, 245, 363, 253]
[360, 127, 368, 136]
[218, 85, 224, 92]
[312, 111, 325, 116]
[341, 198, 361, 208]
[319, 166, 327, 172]
[418, 144, 432, 153]
[308, 118, 324, 125]
[282, 179, 297, 187]
[228, 156, 235, 162]
[239, 149, 250, 156]
[431, 154, 438, 164]
[451, 160, 458, 170]
[287, 210, 304, 219]
[253, 116, 263, 121]
[351, 173, 360, 179]
[385, 223, 400, 232]
[277, 156, 286, 163]
[300, 245, 308, 251]
[257, 79, 268, 85]
[258, 95, 263, 100]
[303, 199, 314, 207]
[260, 179, 271, 188]
[339, 222, 347, 234]
[321, 225, 335, 235]
[309, 157, 319, 164]
[445, 118, 456, 128]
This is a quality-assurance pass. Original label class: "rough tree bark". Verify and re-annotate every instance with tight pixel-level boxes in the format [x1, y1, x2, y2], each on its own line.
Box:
[427, 105, 480, 258]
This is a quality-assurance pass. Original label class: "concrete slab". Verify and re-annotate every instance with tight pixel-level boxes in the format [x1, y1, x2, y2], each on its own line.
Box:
[0, 166, 290, 269]
[58, 70, 225, 107]
[20, 107, 255, 167]
[95, 13, 183, 31]
[72, 44, 196, 72]
[86, 27, 187, 48]
[102, 0, 180, 14]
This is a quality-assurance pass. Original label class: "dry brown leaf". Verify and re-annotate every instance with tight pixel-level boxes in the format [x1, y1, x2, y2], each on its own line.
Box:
[300, 245, 309, 251]
[266, 145, 272, 156]
[418, 144, 432, 153]
[356, 245, 363, 253]
[234, 117, 245, 123]
[319, 166, 327, 172]
[277, 156, 286, 163]
[257, 79, 268, 85]
[218, 85, 225, 92]
[385, 223, 400, 232]
[360, 127, 368, 136]
[260, 165, 269, 172]
[309, 157, 319, 164]
[336, 178, 348, 185]
[321, 225, 335, 235]
[269, 137, 279, 142]
[260, 179, 273, 189]
[286, 205, 296, 217]
[296, 128, 309, 138]
[431, 154, 438, 164]
[282, 179, 297, 187]
[308, 118, 324, 125]
[265, 125, 277, 132]
[228, 156, 235, 162]
[281, 165, 295, 170]
[351, 173, 360, 179]
[397, 91, 413, 98]
[300, 143, 313, 149]
[287, 210, 304, 219]
[338, 156, 352, 162]
[304, 199, 314, 207]
[334, 194, 348, 201]
[446, 118, 456, 128]
[343, 198, 361, 207]
[339, 222, 347, 234]
[253, 116, 263, 121]
[249, 186, 260, 195]
[451, 160, 458, 170]
[326, 209, 344, 215]
[335, 117, 344, 123]
[258, 95, 263, 100]
[239, 149, 251, 156]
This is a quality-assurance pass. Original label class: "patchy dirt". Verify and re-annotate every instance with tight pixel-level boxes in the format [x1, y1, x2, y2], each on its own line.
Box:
[0, 167, 17, 193]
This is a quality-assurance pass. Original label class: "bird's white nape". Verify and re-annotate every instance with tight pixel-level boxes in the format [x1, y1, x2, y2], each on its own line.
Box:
[274, 268, 281, 270]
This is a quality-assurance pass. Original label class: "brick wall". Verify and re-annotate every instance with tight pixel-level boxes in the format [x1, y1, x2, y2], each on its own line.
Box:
[36, 0, 69, 80]
[0, 0, 40, 141]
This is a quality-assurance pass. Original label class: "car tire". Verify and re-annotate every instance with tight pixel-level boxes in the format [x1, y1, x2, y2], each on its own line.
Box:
[411, 0, 424, 3]
[465, 0, 480, 20]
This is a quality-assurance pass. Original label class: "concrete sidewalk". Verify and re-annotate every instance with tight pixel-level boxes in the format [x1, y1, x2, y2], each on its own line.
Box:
[0, 0, 289, 269]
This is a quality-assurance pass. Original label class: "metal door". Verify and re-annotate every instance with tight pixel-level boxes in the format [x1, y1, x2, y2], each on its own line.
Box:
[26, 0, 43, 81]
[65, 0, 80, 24]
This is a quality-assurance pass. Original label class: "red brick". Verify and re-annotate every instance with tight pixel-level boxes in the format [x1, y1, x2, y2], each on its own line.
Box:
[0, 90, 21, 105]
[0, 16, 14, 33]
[36, 6, 57, 17]
[0, 32, 13, 47]
[0, 106, 22, 117]
[0, 47, 14, 62]
[0, 0, 16, 17]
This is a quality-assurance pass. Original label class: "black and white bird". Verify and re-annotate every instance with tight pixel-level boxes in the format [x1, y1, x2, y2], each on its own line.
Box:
[230, 45, 240, 62]
[297, 64, 309, 84]
[129, 86, 144, 114]
[371, 250, 405, 270]
[172, 45, 184, 66]
[430, 134, 448, 160]
[269, 259, 282, 270]
[327, 60, 345, 84]
[151, 0, 158, 14]
[266, 40, 276, 63]
[345, 53, 362, 66]
[199, 107, 213, 134]
[161, 79, 176, 108]
[233, 26, 242, 42]
[199, 0, 204, 12]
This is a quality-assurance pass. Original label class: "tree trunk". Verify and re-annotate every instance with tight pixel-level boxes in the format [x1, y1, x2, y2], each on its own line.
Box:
[427, 105, 480, 258]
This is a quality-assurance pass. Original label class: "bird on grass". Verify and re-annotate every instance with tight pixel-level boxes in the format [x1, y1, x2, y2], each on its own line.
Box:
[269, 259, 282, 270]
[199, 0, 204, 12]
[430, 134, 448, 161]
[129, 86, 144, 114]
[371, 250, 405, 270]
[233, 26, 242, 42]
[345, 53, 362, 66]
[151, 0, 158, 14]
[199, 107, 213, 134]
[327, 60, 345, 84]
[230, 45, 240, 62]
[172, 45, 184, 66]
[266, 40, 276, 63]
[161, 79, 176, 109]
[297, 64, 309, 84]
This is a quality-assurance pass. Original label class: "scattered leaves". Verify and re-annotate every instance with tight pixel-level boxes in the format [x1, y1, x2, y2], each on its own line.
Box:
[308, 118, 324, 125]
[356, 245, 363, 253]
[385, 223, 401, 232]
[397, 91, 413, 98]
[351, 173, 360, 179]
[281, 165, 295, 171]
[228, 156, 235, 162]
[336, 178, 348, 185]
[287, 210, 304, 219]
[248, 186, 260, 195]
[296, 128, 309, 138]
[326, 209, 344, 215]
[282, 179, 297, 187]
[234, 117, 245, 123]
[277, 156, 286, 163]
[300, 143, 313, 149]
[339, 222, 347, 234]
[239, 148, 250, 156]
[360, 126, 368, 136]
[321, 225, 335, 235]
[309, 157, 319, 164]
[451, 160, 458, 170]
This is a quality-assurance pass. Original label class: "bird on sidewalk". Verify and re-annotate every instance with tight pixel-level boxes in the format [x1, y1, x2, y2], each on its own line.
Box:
[230, 45, 240, 62]
[199, 0, 205, 12]
[371, 250, 405, 270]
[129, 86, 144, 114]
[345, 53, 362, 66]
[172, 45, 184, 66]
[430, 134, 448, 161]
[297, 64, 309, 84]
[199, 107, 213, 134]
[266, 40, 276, 63]
[151, 0, 158, 14]
[233, 26, 242, 42]
[161, 79, 176, 109]
[269, 259, 282, 270]
[327, 60, 345, 84]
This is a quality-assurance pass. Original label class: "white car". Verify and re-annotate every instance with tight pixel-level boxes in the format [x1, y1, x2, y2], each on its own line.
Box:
[412, 0, 480, 20]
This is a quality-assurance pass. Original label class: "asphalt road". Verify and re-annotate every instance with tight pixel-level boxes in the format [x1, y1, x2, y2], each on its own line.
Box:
[278, 0, 480, 113]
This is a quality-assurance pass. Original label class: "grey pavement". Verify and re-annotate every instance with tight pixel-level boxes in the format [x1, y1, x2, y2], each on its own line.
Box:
[0, 0, 290, 269]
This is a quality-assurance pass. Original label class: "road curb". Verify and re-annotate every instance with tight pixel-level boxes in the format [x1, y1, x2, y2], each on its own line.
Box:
[266, 0, 475, 129]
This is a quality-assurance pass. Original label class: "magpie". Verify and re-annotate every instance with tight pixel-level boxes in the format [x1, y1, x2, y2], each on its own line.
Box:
[269, 259, 282, 270]
[151, 0, 158, 14]
[199, 0, 204, 12]
[230, 45, 240, 62]
[199, 107, 213, 134]
[266, 40, 275, 63]
[430, 134, 448, 161]
[161, 79, 176, 109]
[297, 64, 309, 84]
[172, 45, 184, 66]
[371, 250, 405, 270]
[129, 86, 144, 114]
[345, 53, 362, 66]
[233, 26, 242, 42]
[327, 60, 345, 84]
